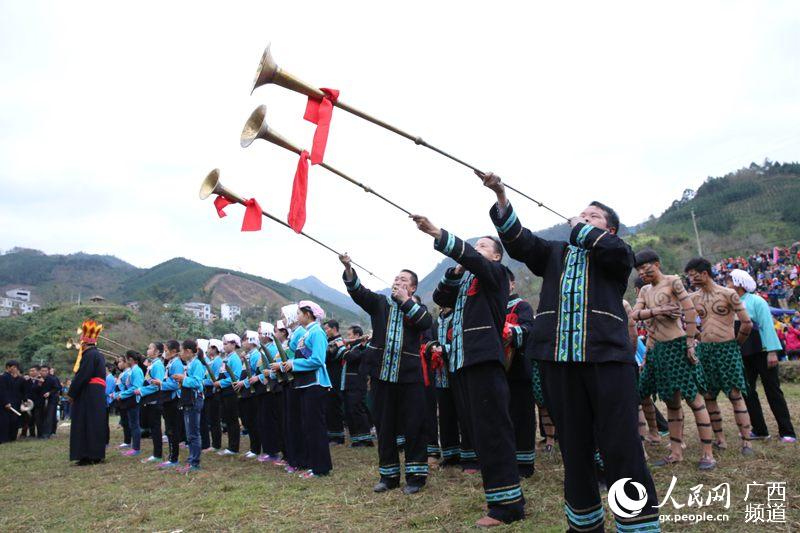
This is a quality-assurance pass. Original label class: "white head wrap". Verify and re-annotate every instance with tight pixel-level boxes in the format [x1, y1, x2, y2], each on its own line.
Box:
[196, 338, 210, 354]
[244, 330, 260, 346]
[259, 321, 275, 338]
[208, 339, 224, 352]
[222, 333, 242, 348]
[730, 269, 757, 293]
[280, 304, 299, 327]
[298, 300, 325, 321]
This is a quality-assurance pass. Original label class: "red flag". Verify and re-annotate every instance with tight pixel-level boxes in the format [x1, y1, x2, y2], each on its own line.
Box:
[241, 198, 262, 232]
[288, 150, 310, 233]
[214, 195, 233, 218]
[303, 88, 339, 165]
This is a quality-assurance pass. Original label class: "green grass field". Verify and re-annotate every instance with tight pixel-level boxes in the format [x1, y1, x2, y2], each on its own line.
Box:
[1, 383, 798, 532]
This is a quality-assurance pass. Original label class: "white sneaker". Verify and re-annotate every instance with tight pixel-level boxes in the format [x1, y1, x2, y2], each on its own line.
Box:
[162, 436, 168, 443]
[118, 443, 130, 449]
[141, 456, 161, 464]
[244, 451, 257, 459]
[217, 449, 238, 456]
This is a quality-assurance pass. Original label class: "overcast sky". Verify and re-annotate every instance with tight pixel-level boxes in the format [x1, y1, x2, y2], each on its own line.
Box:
[2, 1, 798, 293]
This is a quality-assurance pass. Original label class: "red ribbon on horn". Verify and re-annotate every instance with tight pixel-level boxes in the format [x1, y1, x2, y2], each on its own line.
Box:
[303, 88, 339, 165]
[288, 150, 310, 233]
[214, 195, 233, 218]
[241, 198, 263, 232]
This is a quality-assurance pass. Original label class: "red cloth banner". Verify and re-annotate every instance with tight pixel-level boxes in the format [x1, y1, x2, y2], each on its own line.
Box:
[214, 195, 233, 218]
[288, 150, 310, 233]
[241, 198, 263, 232]
[303, 88, 339, 165]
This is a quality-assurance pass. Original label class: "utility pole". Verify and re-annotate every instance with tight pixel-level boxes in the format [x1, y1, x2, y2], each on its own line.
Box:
[691, 209, 703, 256]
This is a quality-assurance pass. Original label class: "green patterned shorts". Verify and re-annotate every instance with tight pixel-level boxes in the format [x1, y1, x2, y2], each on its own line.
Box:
[531, 360, 545, 407]
[638, 336, 706, 403]
[696, 340, 748, 399]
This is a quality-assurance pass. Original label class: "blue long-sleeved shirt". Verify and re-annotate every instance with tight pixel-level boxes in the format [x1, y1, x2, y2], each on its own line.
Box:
[182, 357, 206, 390]
[289, 326, 307, 353]
[219, 352, 243, 389]
[119, 365, 144, 400]
[203, 356, 223, 387]
[116, 368, 130, 398]
[742, 292, 783, 352]
[162, 357, 185, 399]
[105, 374, 116, 406]
[292, 322, 332, 388]
[262, 343, 279, 380]
[241, 349, 261, 389]
[139, 358, 165, 399]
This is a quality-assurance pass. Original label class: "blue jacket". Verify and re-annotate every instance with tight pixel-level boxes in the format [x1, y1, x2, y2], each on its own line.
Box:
[119, 365, 144, 401]
[219, 352, 243, 389]
[116, 368, 130, 398]
[203, 356, 223, 387]
[139, 358, 165, 399]
[105, 374, 116, 406]
[162, 357, 185, 399]
[182, 358, 206, 390]
[742, 292, 783, 352]
[242, 349, 261, 389]
[289, 327, 307, 354]
[292, 322, 332, 388]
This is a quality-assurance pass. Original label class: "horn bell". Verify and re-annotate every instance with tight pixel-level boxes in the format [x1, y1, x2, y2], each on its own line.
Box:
[240, 105, 302, 155]
[249, 42, 324, 99]
[199, 169, 222, 200]
[250, 43, 279, 95]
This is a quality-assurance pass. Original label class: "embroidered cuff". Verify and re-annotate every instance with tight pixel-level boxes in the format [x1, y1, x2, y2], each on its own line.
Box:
[570, 222, 607, 249]
[441, 267, 464, 286]
[342, 270, 361, 291]
[433, 229, 464, 260]
[490, 201, 522, 241]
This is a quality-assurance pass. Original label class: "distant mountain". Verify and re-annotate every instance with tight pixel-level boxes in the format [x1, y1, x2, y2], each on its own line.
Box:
[288, 276, 361, 314]
[0, 250, 363, 324]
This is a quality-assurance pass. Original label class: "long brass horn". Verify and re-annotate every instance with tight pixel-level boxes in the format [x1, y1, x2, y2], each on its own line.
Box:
[250, 42, 568, 221]
[199, 169, 388, 284]
[241, 105, 411, 216]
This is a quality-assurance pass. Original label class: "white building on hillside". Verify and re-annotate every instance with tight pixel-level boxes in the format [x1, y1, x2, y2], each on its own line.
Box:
[183, 302, 212, 323]
[0, 290, 39, 317]
[221, 303, 241, 321]
[6, 288, 31, 302]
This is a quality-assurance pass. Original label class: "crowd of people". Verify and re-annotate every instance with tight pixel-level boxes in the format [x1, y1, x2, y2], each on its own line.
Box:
[0, 363, 69, 443]
[1, 173, 798, 531]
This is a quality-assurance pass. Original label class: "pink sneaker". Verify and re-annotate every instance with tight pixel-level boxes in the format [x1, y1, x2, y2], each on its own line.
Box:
[258, 454, 278, 463]
[299, 470, 316, 479]
[274, 459, 288, 467]
[123, 449, 141, 457]
[284, 466, 298, 474]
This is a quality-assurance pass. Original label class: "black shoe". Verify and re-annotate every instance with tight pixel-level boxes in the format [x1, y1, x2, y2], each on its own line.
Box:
[402, 484, 422, 495]
[373, 481, 399, 493]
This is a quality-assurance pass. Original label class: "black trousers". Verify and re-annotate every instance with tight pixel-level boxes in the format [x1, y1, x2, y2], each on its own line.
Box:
[119, 408, 131, 445]
[436, 387, 461, 464]
[162, 399, 181, 463]
[343, 388, 372, 444]
[541, 361, 660, 533]
[221, 393, 240, 453]
[325, 388, 345, 443]
[299, 385, 333, 475]
[508, 379, 536, 478]
[455, 362, 524, 523]
[423, 384, 440, 457]
[372, 379, 427, 486]
[450, 372, 477, 469]
[204, 393, 222, 449]
[239, 396, 261, 454]
[143, 402, 163, 458]
[283, 387, 306, 468]
[37, 400, 55, 437]
[258, 391, 284, 456]
[743, 352, 796, 438]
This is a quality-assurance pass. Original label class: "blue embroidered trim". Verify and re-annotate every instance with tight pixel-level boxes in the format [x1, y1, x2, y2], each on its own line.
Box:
[380, 296, 404, 383]
[443, 232, 456, 255]
[441, 447, 460, 458]
[460, 449, 477, 460]
[485, 485, 523, 504]
[515, 451, 536, 463]
[449, 272, 474, 372]
[395, 435, 406, 445]
[556, 246, 589, 362]
[379, 465, 401, 477]
[405, 463, 429, 475]
[495, 208, 518, 234]
[576, 224, 594, 247]
[507, 297, 522, 308]
[565, 503, 604, 526]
